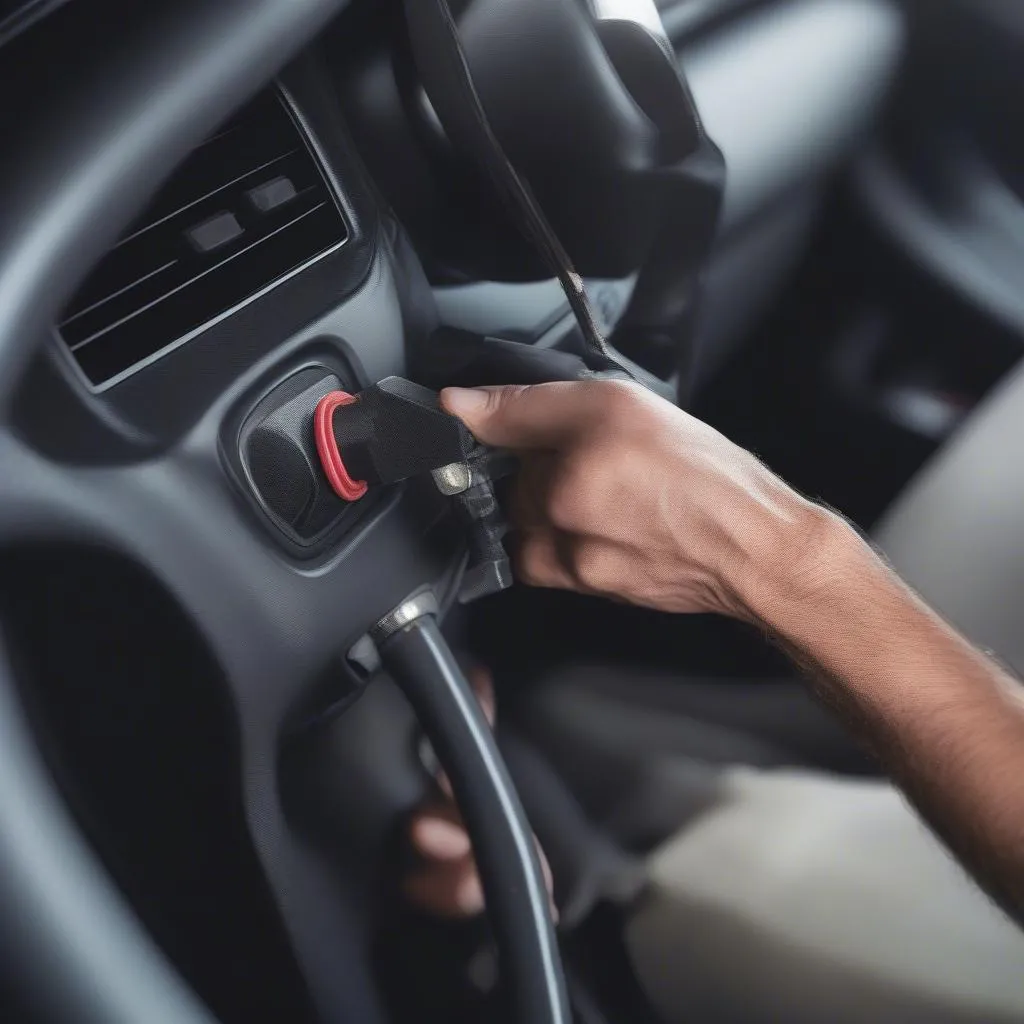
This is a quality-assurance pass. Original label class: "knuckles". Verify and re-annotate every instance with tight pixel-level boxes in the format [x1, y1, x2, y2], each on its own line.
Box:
[568, 539, 626, 596]
[543, 454, 635, 533]
[593, 377, 646, 414]
[545, 478, 584, 532]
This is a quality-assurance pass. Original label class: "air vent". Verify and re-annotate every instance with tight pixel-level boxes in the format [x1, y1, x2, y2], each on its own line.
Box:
[59, 91, 349, 387]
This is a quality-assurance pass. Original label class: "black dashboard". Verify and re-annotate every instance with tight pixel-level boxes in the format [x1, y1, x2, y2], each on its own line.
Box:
[0, 5, 437, 1019]
[0, 2, 908, 1022]
[9, 0, 906, 459]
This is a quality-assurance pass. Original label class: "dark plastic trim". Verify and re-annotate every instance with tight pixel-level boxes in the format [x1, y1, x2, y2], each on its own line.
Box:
[0, 0, 69, 47]
[0, 1, 351, 1021]
[855, 145, 1024, 342]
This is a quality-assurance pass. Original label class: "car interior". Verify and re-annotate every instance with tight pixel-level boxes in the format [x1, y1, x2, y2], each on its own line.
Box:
[0, 0, 1023, 1021]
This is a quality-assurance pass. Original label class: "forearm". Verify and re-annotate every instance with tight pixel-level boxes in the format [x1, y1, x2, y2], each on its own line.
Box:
[440, 379, 1024, 917]
[743, 511, 1024, 919]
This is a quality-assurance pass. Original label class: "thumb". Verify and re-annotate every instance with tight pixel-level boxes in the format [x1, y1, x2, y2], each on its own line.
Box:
[441, 382, 600, 450]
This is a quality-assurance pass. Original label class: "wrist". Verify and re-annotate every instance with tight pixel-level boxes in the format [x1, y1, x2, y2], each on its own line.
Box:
[729, 498, 873, 633]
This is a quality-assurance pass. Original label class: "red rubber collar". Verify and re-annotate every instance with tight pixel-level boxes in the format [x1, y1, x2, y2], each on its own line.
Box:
[314, 391, 369, 502]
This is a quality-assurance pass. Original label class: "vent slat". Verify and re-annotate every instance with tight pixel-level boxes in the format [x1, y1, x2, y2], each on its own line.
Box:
[70, 203, 331, 353]
[62, 184, 324, 342]
[60, 261, 179, 328]
[59, 91, 348, 386]
[74, 205, 344, 386]
[113, 150, 300, 252]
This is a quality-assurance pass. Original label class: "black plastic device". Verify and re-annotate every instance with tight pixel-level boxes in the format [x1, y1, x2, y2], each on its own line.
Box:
[315, 375, 515, 603]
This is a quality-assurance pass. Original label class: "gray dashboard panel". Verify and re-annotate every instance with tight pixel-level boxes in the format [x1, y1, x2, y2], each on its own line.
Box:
[855, 145, 1024, 344]
[876, 357, 1024, 677]
[683, 0, 904, 234]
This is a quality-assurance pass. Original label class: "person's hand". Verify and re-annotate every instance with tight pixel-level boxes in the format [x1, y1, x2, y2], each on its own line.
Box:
[441, 380, 839, 623]
[404, 666, 554, 919]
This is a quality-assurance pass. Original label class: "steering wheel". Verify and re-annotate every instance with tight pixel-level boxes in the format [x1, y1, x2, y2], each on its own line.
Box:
[0, 1, 718, 1021]
[341, 0, 724, 384]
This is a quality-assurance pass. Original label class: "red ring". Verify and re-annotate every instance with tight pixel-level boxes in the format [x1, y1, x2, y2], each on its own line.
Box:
[314, 391, 369, 502]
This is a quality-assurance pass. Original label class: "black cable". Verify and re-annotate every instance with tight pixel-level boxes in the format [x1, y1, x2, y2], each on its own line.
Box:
[379, 616, 570, 1024]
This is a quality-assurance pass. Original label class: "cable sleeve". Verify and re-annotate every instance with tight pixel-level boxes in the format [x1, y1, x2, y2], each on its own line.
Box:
[380, 616, 570, 1024]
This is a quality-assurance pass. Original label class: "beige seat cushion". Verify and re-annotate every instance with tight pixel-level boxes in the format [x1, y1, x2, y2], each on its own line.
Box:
[627, 769, 1024, 1023]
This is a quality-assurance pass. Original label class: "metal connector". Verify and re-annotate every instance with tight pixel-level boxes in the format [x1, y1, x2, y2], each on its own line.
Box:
[370, 590, 439, 644]
[432, 462, 473, 496]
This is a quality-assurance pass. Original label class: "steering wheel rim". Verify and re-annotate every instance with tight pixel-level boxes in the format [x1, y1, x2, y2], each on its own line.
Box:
[0, 640, 216, 1023]
[0, 2, 375, 1021]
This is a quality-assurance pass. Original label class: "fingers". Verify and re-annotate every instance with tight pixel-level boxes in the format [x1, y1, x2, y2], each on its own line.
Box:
[508, 452, 557, 532]
[410, 804, 472, 861]
[536, 839, 557, 920]
[404, 855, 485, 919]
[510, 454, 585, 593]
[406, 800, 484, 917]
[467, 665, 496, 727]
[406, 804, 557, 921]
[405, 661, 558, 922]
[441, 381, 618, 450]
[514, 531, 577, 592]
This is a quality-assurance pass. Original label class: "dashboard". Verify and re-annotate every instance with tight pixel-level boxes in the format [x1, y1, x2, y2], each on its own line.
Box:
[0, 1, 905, 1022]
[12, 0, 905, 465]
[5, 0, 897, 559]
[21, 57, 408, 449]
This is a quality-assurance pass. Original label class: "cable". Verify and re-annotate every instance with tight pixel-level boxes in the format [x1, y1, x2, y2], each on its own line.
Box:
[378, 615, 570, 1024]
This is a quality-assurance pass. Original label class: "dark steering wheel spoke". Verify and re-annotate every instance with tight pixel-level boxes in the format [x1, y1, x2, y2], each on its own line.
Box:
[0, 424, 456, 716]
[0, 409, 465, 1022]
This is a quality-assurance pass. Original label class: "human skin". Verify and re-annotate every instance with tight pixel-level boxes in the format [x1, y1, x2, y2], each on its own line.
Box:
[407, 380, 1024, 923]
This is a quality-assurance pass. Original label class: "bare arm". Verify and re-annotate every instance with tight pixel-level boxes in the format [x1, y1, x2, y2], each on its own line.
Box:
[441, 379, 1024, 921]
[748, 528, 1024, 919]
